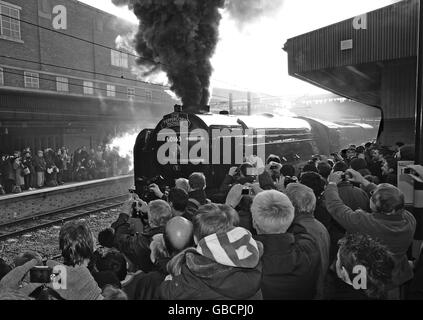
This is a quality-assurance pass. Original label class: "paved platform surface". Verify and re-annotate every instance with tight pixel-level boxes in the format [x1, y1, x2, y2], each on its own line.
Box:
[0, 175, 133, 224]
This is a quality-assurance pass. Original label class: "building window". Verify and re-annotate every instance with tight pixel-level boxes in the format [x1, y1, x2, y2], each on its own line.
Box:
[24, 71, 39, 89]
[56, 77, 69, 92]
[83, 81, 94, 95]
[0, 67, 3, 85]
[127, 87, 135, 100]
[146, 90, 153, 101]
[111, 50, 128, 68]
[106, 84, 116, 97]
[0, 2, 21, 41]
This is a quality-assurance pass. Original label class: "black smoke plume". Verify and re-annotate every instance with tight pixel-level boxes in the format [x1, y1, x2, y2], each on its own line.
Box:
[112, 0, 225, 110]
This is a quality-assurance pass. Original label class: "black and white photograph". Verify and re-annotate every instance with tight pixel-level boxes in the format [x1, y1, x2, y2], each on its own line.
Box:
[0, 0, 422, 307]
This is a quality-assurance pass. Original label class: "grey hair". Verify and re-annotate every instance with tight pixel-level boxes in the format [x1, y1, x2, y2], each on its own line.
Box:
[285, 183, 316, 216]
[251, 190, 295, 234]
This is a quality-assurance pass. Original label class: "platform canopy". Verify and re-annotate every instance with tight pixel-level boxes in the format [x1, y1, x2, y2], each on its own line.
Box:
[284, 0, 418, 108]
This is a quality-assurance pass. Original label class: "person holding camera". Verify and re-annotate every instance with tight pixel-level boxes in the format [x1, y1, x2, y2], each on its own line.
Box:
[113, 198, 173, 273]
[325, 169, 416, 299]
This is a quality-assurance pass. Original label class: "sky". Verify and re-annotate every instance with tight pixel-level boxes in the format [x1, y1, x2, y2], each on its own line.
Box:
[78, 0, 402, 97]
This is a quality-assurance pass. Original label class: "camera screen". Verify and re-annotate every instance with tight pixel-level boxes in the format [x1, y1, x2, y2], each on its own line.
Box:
[30, 266, 53, 283]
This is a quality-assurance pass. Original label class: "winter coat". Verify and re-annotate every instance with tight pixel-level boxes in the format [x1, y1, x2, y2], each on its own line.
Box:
[113, 216, 164, 273]
[160, 227, 263, 300]
[288, 213, 330, 299]
[325, 183, 416, 286]
[183, 189, 210, 221]
[254, 230, 320, 300]
[33, 156, 46, 172]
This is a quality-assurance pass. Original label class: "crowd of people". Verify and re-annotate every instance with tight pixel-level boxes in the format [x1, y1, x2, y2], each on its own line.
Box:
[0, 145, 131, 195]
[0, 141, 422, 300]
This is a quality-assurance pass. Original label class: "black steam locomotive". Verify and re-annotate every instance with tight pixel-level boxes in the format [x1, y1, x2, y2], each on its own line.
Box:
[133, 105, 344, 198]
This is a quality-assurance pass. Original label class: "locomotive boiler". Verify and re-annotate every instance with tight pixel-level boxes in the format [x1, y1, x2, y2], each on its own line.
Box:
[133, 105, 339, 198]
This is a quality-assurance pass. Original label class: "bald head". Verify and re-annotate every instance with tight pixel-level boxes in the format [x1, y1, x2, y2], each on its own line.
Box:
[165, 216, 194, 252]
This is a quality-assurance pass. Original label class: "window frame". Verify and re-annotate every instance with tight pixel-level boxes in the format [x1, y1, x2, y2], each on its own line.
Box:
[24, 71, 39, 89]
[111, 49, 129, 69]
[0, 1, 22, 42]
[106, 84, 116, 97]
[83, 81, 94, 95]
[56, 76, 69, 92]
[127, 87, 135, 100]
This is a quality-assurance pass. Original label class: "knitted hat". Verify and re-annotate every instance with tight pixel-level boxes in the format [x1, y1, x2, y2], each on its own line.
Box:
[196, 227, 263, 269]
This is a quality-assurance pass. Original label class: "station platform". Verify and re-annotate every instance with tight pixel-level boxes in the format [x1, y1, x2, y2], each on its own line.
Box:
[0, 175, 133, 224]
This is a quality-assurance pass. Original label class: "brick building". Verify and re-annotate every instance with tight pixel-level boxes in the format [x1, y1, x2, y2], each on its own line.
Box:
[0, 0, 176, 153]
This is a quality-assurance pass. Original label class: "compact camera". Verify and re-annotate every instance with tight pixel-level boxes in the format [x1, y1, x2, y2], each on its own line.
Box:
[30, 266, 53, 283]
[241, 186, 251, 195]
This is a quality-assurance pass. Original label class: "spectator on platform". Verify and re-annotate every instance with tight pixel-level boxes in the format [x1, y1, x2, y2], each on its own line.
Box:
[34, 150, 46, 188]
[281, 164, 296, 178]
[12, 155, 24, 193]
[160, 203, 263, 300]
[168, 188, 189, 216]
[44, 220, 103, 300]
[302, 162, 319, 174]
[114, 199, 173, 273]
[55, 149, 65, 185]
[184, 172, 210, 220]
[325, 233, 395, 300]
[251, 190, 320, 299]
[368, 147, 384, 181]
[325, 169, 416, 298]
[129, 216, 194, 300]
[22, 149, 35, 191]
[355, 146, 366, 160]
[45, 149, 59, 187]
[286, 183, 330, 299]
[317, 162, 332, 183]
[175, 178, 190, 194]
[381, 156, 398, 186]
[95, 251, 128, 284]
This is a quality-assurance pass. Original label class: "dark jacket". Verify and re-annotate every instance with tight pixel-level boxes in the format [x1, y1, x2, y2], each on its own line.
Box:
[33, 156, 46, 172]
[337, 181, 370, 212]
[160, 250, 263, 300]
[407, 248, 423, 299]
[160, 228, 263, 300]
[112, 214, 164, 273]
[132, 271, 166, 300]
[288, 213, 330, 299]
[324, 269, 373, 300]
[324, 183, 416, 286]
[254, 231, 320, 300]
[183, 189, 209, 221]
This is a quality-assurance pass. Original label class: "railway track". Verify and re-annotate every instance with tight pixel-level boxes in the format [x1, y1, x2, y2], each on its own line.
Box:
[0, 194, 128, 241]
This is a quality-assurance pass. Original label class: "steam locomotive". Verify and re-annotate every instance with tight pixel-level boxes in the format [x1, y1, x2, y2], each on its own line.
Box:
[133, 105, 350, 198]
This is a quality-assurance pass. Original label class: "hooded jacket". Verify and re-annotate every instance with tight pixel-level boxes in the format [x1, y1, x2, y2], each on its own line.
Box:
[160, 227, 263, 300]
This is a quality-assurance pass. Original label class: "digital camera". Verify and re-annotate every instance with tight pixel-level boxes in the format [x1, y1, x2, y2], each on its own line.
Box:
[30, 266, 53, 283]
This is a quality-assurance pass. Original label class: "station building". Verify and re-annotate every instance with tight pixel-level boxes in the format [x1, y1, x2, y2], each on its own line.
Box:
[0, 0, 175, 154]
[284, 0, 418, 146]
